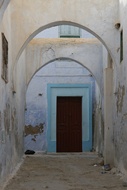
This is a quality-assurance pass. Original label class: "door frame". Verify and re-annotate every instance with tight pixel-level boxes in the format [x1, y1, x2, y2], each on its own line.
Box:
[47, 84, 92, 152]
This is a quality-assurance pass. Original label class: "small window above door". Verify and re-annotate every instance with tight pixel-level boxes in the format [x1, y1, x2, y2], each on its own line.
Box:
[59, 25, 80, 38]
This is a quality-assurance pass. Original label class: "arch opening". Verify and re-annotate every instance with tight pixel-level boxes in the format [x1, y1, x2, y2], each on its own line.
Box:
[28, 57, 100, 91]
[25, 59, 103, 153]
[14, 23, 114, 160]
[15, 21, 115, 68]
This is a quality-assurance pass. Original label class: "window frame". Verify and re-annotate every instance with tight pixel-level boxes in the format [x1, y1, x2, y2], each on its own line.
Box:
[59, 25, 81, 38]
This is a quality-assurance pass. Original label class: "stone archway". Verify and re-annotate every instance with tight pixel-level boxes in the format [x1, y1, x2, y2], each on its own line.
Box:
[25, 58, 99, 153]
[0, 0, 10, 23]
[2, 0, 118, 69]
[24, 37, 114, 164]
[6, 0, 116, 164]
[25, 38, 103, 90]
[23, 37, 104, 153]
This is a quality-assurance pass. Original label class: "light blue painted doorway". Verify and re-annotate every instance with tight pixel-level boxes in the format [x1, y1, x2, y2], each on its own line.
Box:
[47, 84, 92, 152]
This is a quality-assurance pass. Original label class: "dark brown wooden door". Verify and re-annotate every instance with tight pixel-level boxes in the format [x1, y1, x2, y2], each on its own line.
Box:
[57, 97, 82, 152]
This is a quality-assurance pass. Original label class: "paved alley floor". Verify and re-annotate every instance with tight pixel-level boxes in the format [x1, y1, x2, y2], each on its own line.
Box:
[4, 153, 126, 190]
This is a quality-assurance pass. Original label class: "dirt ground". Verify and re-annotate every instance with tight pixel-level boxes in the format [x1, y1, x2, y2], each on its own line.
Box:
[4, 153, 126, 190]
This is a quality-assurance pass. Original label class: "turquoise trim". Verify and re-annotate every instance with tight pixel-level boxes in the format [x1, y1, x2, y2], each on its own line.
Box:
[47, 84, 92, 152]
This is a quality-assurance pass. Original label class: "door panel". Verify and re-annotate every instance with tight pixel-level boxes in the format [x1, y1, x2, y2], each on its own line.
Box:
[57, 97, 82, 152]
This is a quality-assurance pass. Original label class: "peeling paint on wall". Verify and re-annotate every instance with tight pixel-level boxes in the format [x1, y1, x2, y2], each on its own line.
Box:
[42, 46, 56, 61]
[25, 123, 44, 137]
[11, 108, 16, 131]
[4, 103, 10, 135]
[0, 163, 2, 176]
[0, 112, 1, 131]
[93, 103, 104, 154]
[0, 0, 4, 9]
[121, 113, 127, 125]
[116, 83, 125, 113]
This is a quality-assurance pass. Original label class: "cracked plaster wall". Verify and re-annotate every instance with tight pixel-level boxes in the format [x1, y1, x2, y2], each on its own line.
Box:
[0, 6, 26, 187]
[0, 48, 26, 188]
[112, 0, 127, 175]
[25, 60, 96, 152]
[84, 0, 127, 175]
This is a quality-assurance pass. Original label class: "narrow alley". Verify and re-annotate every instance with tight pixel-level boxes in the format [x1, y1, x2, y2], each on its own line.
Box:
[1, 1, 127, 188]
[4, 153, 125, 190]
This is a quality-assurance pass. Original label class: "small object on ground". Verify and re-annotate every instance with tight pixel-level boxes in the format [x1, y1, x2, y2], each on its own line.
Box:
[98, 153, 103, 157]
[94, 164, 98, 167]
[103, 164, 111, 171]
[25, 150, 35, 155]
[123, 182, 127, 187]
[90, 148, 95, 152]
[43, 186, 49, 188]
[101, 171, 107, 174]
[110, 167, 117, 175]
[98, 159, 104, 166]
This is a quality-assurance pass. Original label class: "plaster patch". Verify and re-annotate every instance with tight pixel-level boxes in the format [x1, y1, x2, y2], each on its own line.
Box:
[0, 0, 4, 9]
[15, 133, 22, 156]
[42, 46, 56, 61]
[123, 153, 127, 171]
[122, 113, 127, 121]
[116, 84, 125, 113]
[31, 138, 36, 142]
[25, 123, 44, 137]
[0, 112, 1, 131]
[120, 113, 127, 126]
[4, 103, 10, 135]
[11, 108, 16, 131]
[0, 163, 2, 175]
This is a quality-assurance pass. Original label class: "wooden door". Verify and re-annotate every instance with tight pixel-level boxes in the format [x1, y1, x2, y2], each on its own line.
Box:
[57, 97, 82, 152]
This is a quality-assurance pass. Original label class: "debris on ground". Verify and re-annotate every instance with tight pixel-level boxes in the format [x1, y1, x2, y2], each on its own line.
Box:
[102, 164, 111, 171]
[123, 182, 127, 187]
[98, 159, 104, 166]
[93, 159, 104, 167]
[24, 150, 35, 155]
[101, 171, 107, 174]
[110, 167, 119, 175]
